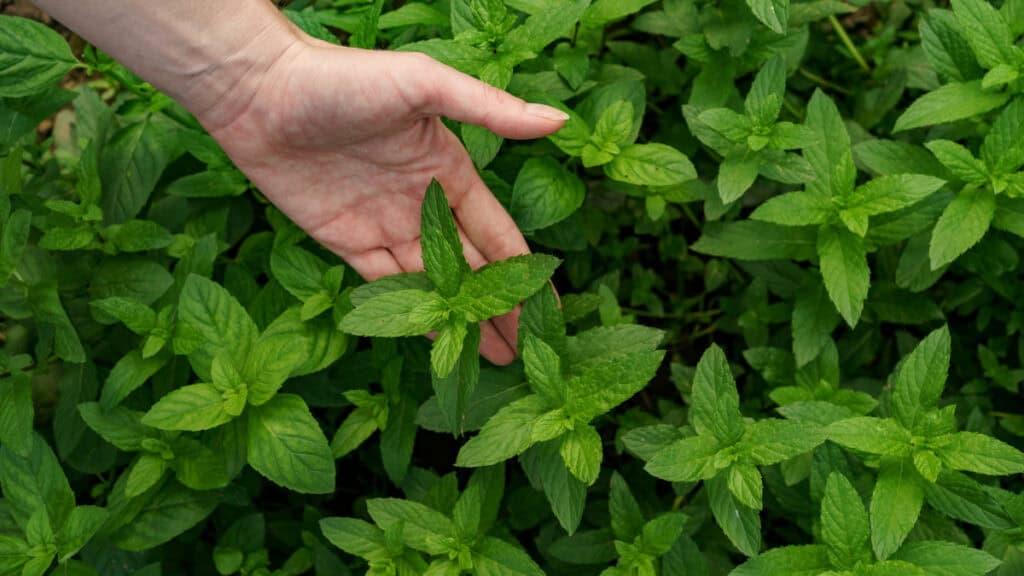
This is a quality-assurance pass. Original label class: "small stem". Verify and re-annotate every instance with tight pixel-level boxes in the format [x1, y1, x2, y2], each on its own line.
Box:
[829, 15, 871, 73]
[798, 67, 853, 96]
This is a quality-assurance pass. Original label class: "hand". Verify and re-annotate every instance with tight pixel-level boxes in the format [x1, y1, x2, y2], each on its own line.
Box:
[200, 34, 568, 365]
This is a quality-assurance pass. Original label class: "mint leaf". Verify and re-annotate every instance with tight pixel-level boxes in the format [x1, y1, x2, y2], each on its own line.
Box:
[871, 458, 924, 560]
[421, 179, 469, 297]
[731, 545, 831, 576]
[740, 419, 826, 465]
[142, 384, 232, 432]
[817, 224, 869, 328]
[821, 473, 870, 569]
[244, 333, 308, 405]
[920, 10, 984, 83]
[690, 344, 745, 445]
[89, 297, 156, 334]
[175, 274, 258, 378]
[0, 16, 78, 98]
[432, 321, 481, 434]
[366, 498, 456, 555]
[931, 431, 1024, 475]
[644, 435, 721, 482]
[522, 334, 564, 403]
[521, 441, 588, 534]
[609, 472, 645, 542]
[727, 462, 763, 510]
[891, 541, 1001, 576]
[707, 475, 760, 556]
[751, 190, 833, 226]
[246, 394, 335, 494]
[432, 320, 468, 379]
[559, 425, 602, 485]
[891, 326, 950, 430]
[718, 155, 761, 204]
[843, 175, 947, 217]
[926, 140, 989, 183]
[950, 0, 1016, 69]
[894, 81, 1010, 132]
[456, 395, 550, 467]
[746, 55, 786, 125]
[827, 417, 914, 456]
[565, 349, 664, 422]
[452, 254, 560, 321]
[747, 0, 789, 34]
[981, 97, 1024, 175]
[929, 185, 995, 269]
[693, 221, 819, 261]
[604, 143, 697, 187]
[510, 157, 586, 233]
[270, 242, 330, 301]
[340, 289, 446, 336]
[805, 90, 856, 199]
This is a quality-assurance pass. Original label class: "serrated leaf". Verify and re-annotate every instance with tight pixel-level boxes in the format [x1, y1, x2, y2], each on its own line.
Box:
[0, 16, 78, 97]
[817, 224, 869, 328]
[246, 394, 335, 494]
[870, 458, 924, 560]
[452, 254, 560, 321]
[891, 326, 950, 430]
[821, 473, 870, 569]
[894, 81, 1010, 132]
[929, 185, 995, 269]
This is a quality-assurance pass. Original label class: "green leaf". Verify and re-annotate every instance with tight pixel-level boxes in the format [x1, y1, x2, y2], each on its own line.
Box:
[821, 473, 870, 569]
[548, 529, 616, 565]
[348, 271, 433, 306]
[77, 402, 148, 452]
[565, 349, 665, 422]
[243, 333, 308, 405]
[510, 157, 586, 232]
[981, 97, 1024, 175]
[520, 440, 588, 534]
[693, 221, 819, 261]
[891, 541, 1001, 576]
[870, 458, 924, 560]
[559, 425, 602, 485]
[175, 274, 258, 378]
[100, 117, 177, 225]
[727, 463, 763, 510]
[522, 334, 564, 403]
[456, 395, 551, 467]
[925, 140, 988, 183]
[504, 0, 590, 53]
[142, 384, 232, 432]
[604, 143, 697, 187]
[0, 16, 78, 97]
[0, 208, 30, 286]
[891, 326, 950, 430]
[0, 434, 75, 530]
[452, 254, 560, 322]
[639, 512, 686, 556]
[319, 517, 385, 559]
[792, 279, 840, 366]
[609, 472, 645, 542]
[844, 175, 947, 216]
[920, 10, 983, 83]
[271, 243, 330, 302]
[751, 190, 833, 227]
[27, 283, 86, 363]
[931, 431, 1024, 475]
[110, 480, 219, 552]
[707, 475, 760, 557]
[330, 407, 379, 459]
[246, 394, 335, 494]
[894, 81, 1010, 132]
[817, 224, 869, 328]
[929, 185, 995, 269]
[805, 90, 856, 198]
[644, 434, 721, 481]
[0, 372, 33, 456]
[432, 320, 468, 379]
[690, 344, 745, 445]
[432, 321, 481, 435]
[950, 0, 1016, 69]
[746, 55, 787, 125]
[827, 417, 914, 456]
[472, 536, 545, 576]
[582, 0, 657, 26]
[165, 169, 247, 198]
[421, 179, 469, 297]
[99, 350, 167, 409]
[746, 0, 789, 34]
[718, 155, 761, 204]
[366, 498, 456, 555]
[740, 419, 826, 465]
[168, 437, 230, 491]
[56, 506, 108, 562]
[593, 101, 635, 149]
[731, 545, 832, 576]
[90, 297, 156, 334]
[126, 454, 167, 498]
[340, 289, 446, 336]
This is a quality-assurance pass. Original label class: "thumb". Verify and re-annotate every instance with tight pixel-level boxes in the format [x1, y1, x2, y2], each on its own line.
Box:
[408, 53, 569, 139]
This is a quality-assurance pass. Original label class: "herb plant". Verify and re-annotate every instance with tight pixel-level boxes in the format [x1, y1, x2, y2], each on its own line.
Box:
[2, 0, 1024, 575]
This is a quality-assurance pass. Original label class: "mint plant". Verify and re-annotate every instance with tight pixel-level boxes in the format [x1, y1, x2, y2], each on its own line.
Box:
[2, 1, 1024, 574]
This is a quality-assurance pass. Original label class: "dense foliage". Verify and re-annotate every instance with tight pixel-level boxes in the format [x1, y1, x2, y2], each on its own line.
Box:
[2, 0, 1024, 574]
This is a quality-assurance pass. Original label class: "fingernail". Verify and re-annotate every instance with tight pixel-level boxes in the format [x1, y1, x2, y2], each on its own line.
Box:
[525, 103, 570, 122]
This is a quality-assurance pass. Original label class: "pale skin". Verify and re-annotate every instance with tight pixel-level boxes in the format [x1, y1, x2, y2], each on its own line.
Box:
[32, 0, 569, 364]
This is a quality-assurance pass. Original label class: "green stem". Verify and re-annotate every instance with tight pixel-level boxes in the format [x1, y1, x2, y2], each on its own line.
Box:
[798, 67, 853, 96]
[829, 15, 870, 73]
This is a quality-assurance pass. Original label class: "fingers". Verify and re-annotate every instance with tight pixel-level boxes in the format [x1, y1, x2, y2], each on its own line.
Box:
[408, 54, 569, 140]
[343, 248, 404, 282]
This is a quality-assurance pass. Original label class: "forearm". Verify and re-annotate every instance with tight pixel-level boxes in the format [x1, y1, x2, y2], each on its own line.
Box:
[31, 0, 302, 128]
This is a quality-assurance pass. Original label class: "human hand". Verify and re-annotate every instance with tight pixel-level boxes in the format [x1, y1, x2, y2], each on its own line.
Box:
[198, 34, 568, 365]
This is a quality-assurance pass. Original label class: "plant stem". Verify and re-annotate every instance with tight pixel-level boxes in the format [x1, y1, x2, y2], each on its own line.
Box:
[829, 15, 871, 73]
[798, 67, 853, 96]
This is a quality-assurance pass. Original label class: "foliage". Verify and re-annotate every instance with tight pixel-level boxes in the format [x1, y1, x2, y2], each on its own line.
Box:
[1, 0, 1024, 574]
